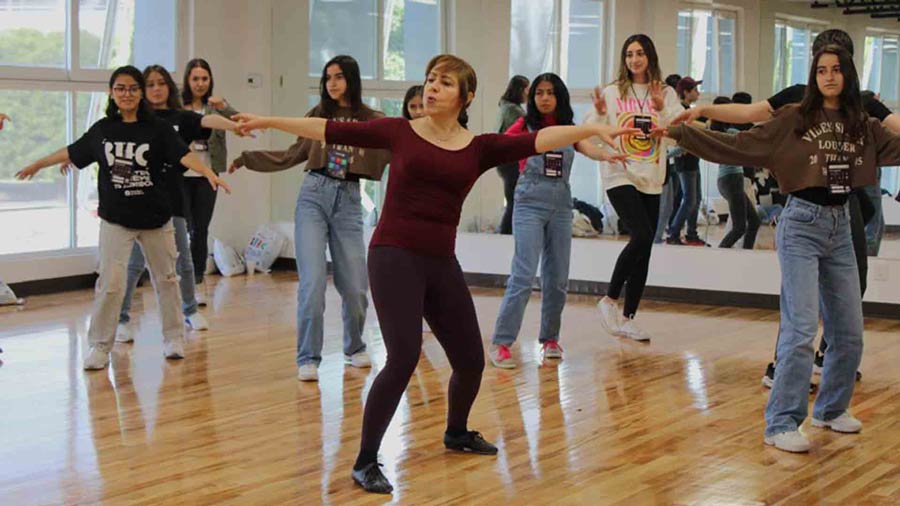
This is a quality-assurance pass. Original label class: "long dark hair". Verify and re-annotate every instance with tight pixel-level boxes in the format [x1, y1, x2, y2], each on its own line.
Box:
[500, 75, 529, 105]
[105, 65, 154, 121]
[525, 73, 573, 131]
[616, 34, 663, 99]
[143, 65, 182, 110]
[710, 96, 732, 132]
[402, 85, 423, 120]
[318, 55, 365, 118]
[797, 45, 866, 141]
[181, 58, 214, 106]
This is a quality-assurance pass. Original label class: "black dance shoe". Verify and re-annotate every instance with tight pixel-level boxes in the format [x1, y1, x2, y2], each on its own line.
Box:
[443, 431, 498, 455]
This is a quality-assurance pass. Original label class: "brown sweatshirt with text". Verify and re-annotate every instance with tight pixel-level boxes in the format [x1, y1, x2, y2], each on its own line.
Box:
[668, 105, 900, 193]
[233, 105, 391, 180]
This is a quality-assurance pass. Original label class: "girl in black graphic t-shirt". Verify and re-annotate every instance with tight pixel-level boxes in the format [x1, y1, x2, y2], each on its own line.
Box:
[16, 65, 230, 372]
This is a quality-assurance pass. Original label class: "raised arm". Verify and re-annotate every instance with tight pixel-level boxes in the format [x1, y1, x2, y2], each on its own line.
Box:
[235, 113, 326, 142]
[660, 119, 781, 169]
[229, 138, 311, 174]
[15, 147, 71, 180]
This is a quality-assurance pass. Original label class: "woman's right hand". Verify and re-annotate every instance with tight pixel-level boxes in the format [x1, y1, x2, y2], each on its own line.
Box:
[591, 86, 607, 116]
[593, 125, 641, 148]
[670, 106, 702, 126]
[649, 127, 671, 139]
[232, 113, 265, 136]
[15, 164, 41, 180]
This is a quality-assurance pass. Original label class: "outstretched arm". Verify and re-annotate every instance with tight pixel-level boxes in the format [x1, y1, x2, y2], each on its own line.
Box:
[671, 100, 773, 126]
[181, 152, 232, 194]
[653, 119, 781, 169]
[15, 147, 71, 180]
[536, 124, 638, 154]
[201, 114, 249, 137]
[575, 140, 628, 165]
[234, 113, 327, 142]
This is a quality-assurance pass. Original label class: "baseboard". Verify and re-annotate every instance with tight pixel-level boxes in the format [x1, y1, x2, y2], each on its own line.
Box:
[10, 273, 98, 298]
[463, 272, 900, 320]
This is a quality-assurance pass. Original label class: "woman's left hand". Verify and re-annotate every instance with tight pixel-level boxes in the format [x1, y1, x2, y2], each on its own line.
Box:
[208, 96, 227, 109]
[649, 127, 670, 139]
[650, 80, 665, 111]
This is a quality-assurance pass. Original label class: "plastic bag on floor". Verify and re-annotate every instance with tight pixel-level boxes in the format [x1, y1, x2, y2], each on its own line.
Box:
[243, 225, 286, 273]
[572, 210, 600, 237]
[213, 238, 245, 277]
[0, 280, 24, 306]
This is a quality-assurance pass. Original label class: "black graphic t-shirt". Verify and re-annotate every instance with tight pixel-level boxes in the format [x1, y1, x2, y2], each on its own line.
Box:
[68, 117, 191, 229]
[154, 109, 211, 217]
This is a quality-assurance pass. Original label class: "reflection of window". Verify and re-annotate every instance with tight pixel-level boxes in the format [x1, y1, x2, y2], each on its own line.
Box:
[309, 0, 442, 81]
[0, 1, 184, 257]
[509, 0, 605, 89]
[863, 33, 900, 105]
[773, 19, 822, 92]
[676, 9, 737, 96]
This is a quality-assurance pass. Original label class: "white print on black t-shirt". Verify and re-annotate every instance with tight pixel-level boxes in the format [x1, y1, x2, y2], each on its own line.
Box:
[103, 140, 152, 197]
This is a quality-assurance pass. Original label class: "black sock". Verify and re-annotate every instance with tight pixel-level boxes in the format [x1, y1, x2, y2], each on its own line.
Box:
[353, 449, 378, 471]
[445, 426, 467, 437]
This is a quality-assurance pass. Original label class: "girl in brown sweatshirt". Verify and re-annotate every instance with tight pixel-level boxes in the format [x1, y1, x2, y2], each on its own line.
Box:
[657, 45, 900, 454]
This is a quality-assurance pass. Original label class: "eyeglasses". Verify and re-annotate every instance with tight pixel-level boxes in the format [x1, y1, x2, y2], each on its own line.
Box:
[112, 86, 141, 96]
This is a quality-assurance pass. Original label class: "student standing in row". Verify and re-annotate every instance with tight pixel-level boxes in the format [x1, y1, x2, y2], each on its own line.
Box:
[495, 75, 530, 235]
[233, 53, 636, 494]
[181, 58, 239, 304]
[115, 65, 243, 343]
[656, 45, 900, 452]
[489, 72, 627, 368]
[16, 65, 229, 370]
[229, 55, 389, 382]
[587, 34, 681, 342]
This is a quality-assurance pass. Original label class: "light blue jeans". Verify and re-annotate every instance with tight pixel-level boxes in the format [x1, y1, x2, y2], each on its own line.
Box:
[492, 174, 572, 345]
[654, 162, 679, 244]
[765, 196, 863, 437]
[295, 172, 368, 366]
[119, 216, 197, 323]
[668, 170, 701, 240]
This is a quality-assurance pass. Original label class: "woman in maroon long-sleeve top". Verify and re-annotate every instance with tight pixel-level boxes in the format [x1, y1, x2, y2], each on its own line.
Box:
[234, 54, 636, 495]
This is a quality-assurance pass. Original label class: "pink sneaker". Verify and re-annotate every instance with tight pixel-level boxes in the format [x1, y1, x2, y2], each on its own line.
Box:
[489, 344, 515, 369]
[542, 341, 563, 359]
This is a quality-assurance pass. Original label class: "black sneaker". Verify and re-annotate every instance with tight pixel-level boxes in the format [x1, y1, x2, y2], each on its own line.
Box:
[443, 431, 498, 455]
[665, 236, 685, 245]
[813, 351, 862, 382]
[761, 362, 815, 394]
[351, 462, 393, 494]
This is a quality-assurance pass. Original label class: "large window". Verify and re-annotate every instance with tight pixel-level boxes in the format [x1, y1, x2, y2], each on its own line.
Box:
[0, 0, 183, 256]
[676, 9, 737, 96]
[509, 0, 606, 209]
[863, 33, 900, 105]
[307, 0, 446, 219]
[773, 19, 822, 93]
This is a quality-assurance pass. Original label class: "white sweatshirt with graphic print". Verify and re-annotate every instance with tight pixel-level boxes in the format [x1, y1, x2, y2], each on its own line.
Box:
[585, 82, 681, 195]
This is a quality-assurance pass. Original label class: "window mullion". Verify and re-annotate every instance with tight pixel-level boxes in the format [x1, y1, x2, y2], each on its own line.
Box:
[68, 91, 78, 248]
[67, 0, 78, 78]
[558, 0, 571, 80]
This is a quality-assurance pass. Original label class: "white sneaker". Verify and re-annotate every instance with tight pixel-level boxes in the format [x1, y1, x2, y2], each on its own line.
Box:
[196, 281, 207, 307]
[618, 319, 652, 342]
[163, 339, 185, 360]
[811, 412, 862, 433]
[489, 344, 516, 369]
[185, 312, 209, 331]
[298, 364, 318, 381]
[83, 346, 111, 370]
[597, 296, 623, 336]
[345, 351, 371, 368]
[115, 321, 136, 343]
[764, 430, 811, 453]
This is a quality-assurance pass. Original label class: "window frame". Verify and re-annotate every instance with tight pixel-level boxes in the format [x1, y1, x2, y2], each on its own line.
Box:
[0, 0, 192, 258]
[772, 15, 828, 94]
[863, 28, 900, 108]
[676, 4, 741, 98]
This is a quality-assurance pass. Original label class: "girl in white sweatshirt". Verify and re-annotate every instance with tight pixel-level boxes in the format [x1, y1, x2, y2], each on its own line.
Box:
[586, 34, 681, 341]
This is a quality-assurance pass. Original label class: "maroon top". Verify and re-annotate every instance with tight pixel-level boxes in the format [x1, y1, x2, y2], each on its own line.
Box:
[326, 117, 539, 256]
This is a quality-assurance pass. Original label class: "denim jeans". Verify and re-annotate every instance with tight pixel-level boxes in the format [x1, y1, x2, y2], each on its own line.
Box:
[654, 166, 678, 244]
[492, 173, 572, 345]
[764, 196, 863, 437]
[295, 172, 368, 366]
[120, 216, 197, 323]
[668, 170, 701, 240]
[863, 178, 885, 256]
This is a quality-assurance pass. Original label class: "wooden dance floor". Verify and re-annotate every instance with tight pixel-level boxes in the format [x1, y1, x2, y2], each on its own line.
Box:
[1, 272, 899, 505]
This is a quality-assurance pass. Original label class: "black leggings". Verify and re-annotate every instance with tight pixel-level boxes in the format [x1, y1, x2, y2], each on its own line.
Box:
[717, 174, 760, 249]
[359, 246, 485, 457]
[606, 186, 660, 318]
[182, 177, 218, 283]
[497, 164, 519, 235]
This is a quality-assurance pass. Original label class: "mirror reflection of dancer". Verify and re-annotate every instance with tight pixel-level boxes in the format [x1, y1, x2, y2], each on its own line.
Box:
[16, 66, 230, 370]
[235, 54, 636, 494]
[656, 45, 900, 453]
